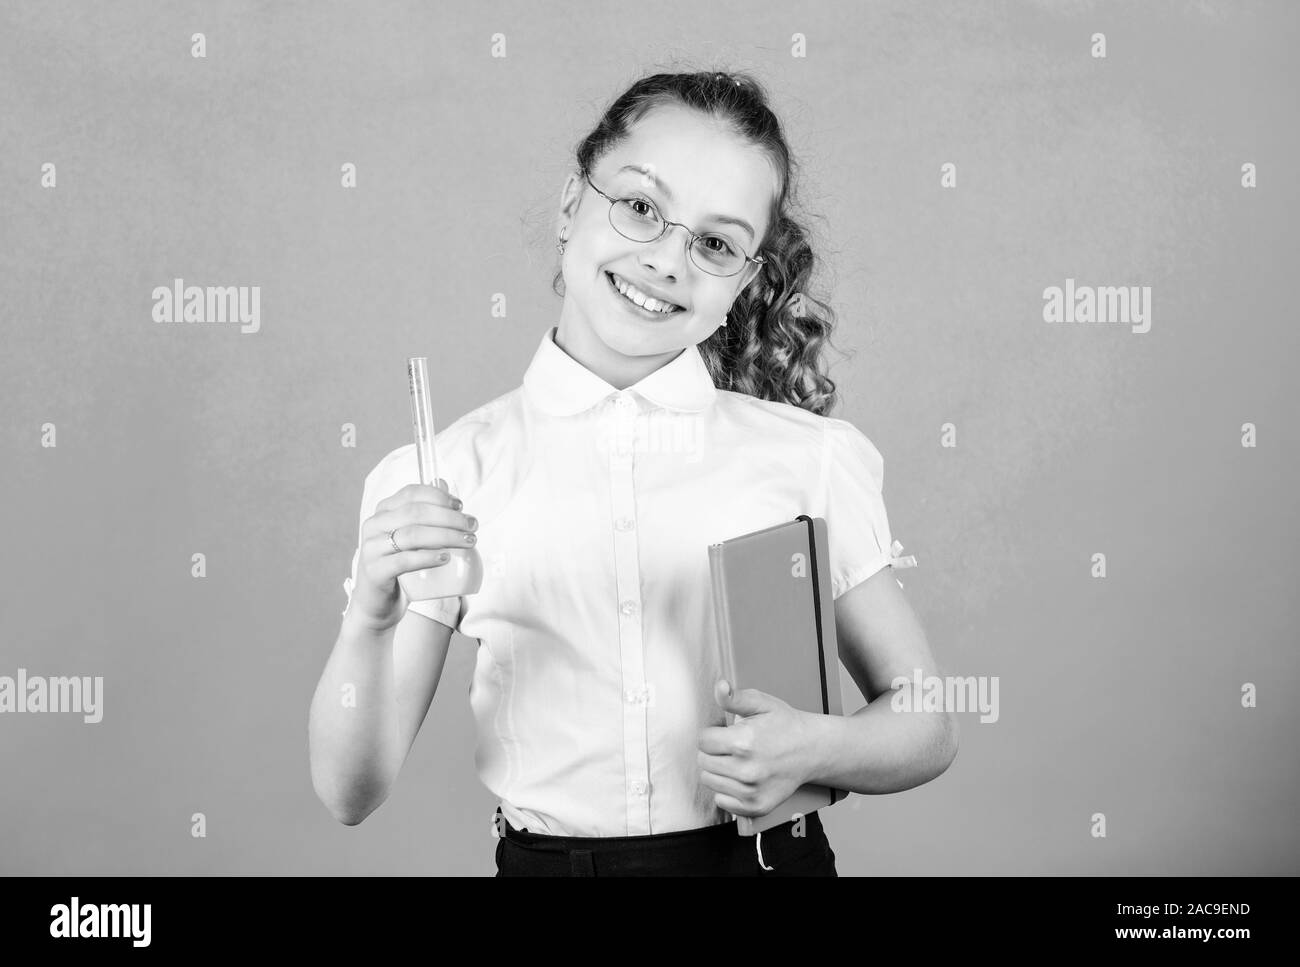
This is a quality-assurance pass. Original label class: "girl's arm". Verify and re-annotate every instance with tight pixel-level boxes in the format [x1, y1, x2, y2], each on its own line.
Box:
[308, 610, 454, 825]
[802, 566, 959, 794]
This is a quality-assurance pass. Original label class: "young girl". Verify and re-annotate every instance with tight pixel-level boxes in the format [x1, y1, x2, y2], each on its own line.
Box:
[310, 69, 958, 876]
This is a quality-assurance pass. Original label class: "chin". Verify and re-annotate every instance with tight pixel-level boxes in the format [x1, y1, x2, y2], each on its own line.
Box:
[591, 309, 693, 357]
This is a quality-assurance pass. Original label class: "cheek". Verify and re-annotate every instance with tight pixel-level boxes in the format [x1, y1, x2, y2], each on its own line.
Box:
[691, 293, 731, 326]
[674, 280, 721, 312]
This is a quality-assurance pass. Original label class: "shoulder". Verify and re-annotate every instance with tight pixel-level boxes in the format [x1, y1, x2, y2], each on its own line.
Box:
[715, 388, 823, 441]
[362, 386, 523, 497]
[714, 390, 882, 465]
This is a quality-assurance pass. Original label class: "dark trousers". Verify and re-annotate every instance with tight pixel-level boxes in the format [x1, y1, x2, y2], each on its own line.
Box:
[494, 807, 838, 876]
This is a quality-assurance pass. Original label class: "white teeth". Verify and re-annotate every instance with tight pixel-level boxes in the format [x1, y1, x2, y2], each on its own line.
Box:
[612, 274, 680, 314]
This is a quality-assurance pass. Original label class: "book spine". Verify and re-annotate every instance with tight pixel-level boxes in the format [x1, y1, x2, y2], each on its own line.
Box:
[708, 546, 737, 722]
[800, 516, 847, 807]
[709, 547, 751, 834]
[797, 515, 831, 716]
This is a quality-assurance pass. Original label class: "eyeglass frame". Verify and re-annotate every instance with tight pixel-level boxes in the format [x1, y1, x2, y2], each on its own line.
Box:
[580, 168, 767, 278]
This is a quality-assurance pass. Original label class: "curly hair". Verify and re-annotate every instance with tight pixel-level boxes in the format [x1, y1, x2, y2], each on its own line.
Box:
[551, 69, 848, 416]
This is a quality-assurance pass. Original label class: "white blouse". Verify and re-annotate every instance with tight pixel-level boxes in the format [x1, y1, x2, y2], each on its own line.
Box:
[342, 325, 907, 837]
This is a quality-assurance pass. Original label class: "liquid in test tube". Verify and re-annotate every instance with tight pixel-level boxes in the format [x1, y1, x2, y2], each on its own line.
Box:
[396, 356, 483, 601]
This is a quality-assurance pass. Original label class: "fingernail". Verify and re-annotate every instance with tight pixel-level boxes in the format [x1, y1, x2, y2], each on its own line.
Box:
[437, 552, 449, 563]
[463, 532, 476, 544]
[466, 516, 478, 531]
[452, 498, 463, 510]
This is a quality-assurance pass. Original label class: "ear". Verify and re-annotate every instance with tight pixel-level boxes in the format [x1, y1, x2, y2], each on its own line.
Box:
[738, 259, 764, 296]
[558, 169, 585, 221]
[739, 263, 755, 290]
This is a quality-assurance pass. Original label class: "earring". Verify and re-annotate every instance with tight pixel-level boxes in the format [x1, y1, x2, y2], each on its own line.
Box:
[557, 230, 568, 255]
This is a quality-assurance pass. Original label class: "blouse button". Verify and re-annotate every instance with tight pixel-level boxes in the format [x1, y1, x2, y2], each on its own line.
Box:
[619, 600, 638, 617]
[629, 780, 649, 796]
[615, 517, 634, 532]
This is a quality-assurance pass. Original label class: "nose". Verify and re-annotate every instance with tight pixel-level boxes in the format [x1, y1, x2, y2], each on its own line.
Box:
[639, 221, 691, 280]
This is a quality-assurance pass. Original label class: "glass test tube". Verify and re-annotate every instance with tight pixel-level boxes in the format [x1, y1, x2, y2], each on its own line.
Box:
[398, 355, 483, 600]
[408, 357, 438, 485]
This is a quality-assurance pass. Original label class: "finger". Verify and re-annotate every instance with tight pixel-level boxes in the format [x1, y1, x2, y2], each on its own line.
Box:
[698, 770, 755, 801]
[362, 541, 452, 584]
[368, 524, 476, 557]
[364, 528, 455, 560]
[719, 685, 772, 718]
[697, 751, 755, 783]
[698, 726, 742, 756]
[391, 500, 477, 534]
[364, 525, 454, 564]
[420, 501, 477, 532]
[712, 792, 758, 818]
[375, 482, 461, 514]
[368, 497, 477, 541]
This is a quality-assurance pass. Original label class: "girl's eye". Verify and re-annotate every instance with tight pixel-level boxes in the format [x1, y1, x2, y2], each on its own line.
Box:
[701, 235, 737, 256]
[627, 198, 657, 219]
[620, 197, 738, 257]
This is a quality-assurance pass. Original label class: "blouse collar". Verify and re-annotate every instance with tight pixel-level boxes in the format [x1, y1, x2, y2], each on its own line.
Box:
[522, 326, 718, 416]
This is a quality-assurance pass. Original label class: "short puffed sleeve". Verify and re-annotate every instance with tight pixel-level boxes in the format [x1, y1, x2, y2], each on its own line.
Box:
[341, 450, 463, 633]
[820, 418, 913, 598]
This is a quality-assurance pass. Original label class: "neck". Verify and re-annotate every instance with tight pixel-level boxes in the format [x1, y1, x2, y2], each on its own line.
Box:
[554, 318, 683, 391]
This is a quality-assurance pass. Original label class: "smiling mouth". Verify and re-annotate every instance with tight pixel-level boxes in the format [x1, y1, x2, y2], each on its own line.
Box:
[606, 272, 685, 316]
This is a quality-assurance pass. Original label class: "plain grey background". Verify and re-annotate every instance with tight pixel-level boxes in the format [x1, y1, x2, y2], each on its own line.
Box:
[2, 0, 1296, 875]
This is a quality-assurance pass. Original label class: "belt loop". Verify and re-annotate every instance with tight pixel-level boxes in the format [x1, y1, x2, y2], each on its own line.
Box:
[755, 831, 774, 871]
[570, 848, 596, 876]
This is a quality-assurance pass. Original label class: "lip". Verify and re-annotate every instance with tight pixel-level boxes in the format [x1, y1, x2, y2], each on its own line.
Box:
[606, 272, 686, 312]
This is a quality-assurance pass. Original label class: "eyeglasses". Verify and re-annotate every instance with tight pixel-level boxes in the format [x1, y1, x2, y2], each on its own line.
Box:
[582, 169, 766, 278]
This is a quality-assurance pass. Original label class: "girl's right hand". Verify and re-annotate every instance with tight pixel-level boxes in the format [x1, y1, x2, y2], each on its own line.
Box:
[346, 480, 478, 633]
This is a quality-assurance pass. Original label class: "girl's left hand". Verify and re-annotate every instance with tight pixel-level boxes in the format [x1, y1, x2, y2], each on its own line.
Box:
[697, 679, 819, 818]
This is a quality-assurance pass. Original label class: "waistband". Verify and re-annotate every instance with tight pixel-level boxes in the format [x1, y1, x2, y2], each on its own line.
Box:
[496, 806, 823, 851]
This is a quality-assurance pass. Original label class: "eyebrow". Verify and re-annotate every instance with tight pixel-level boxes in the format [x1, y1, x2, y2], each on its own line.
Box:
[616, 165, 756, 242]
